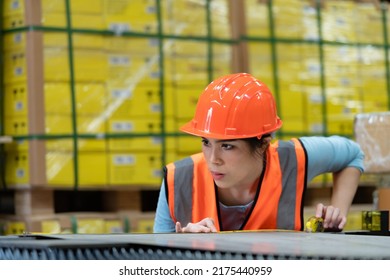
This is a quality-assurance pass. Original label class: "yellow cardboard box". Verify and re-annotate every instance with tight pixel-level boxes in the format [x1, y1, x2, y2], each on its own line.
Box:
[77, 218, 106, 234]
[44, 33, 106, 50]
[45, 114, 107, 152]
[2, 14, 25, 29]
[42, 0, 103, 14]
[3, 51, 27, 84]
[42, 13, 105, 29]
[108, 117, 162, 152]
[4, 115, 29, 136]
[2, 0, 24, 16]
[41, 220, 62, 234]
[106, 84, 161, 118]
[4, 82, 28, 117]
[3, 32, 25, 51]
[173, 88, 200, 119]
[46, 151, 108, 186]
[5, 150, 30, 185]
[108, 152, 163, 185]
[3, 221, 26, 235]
[44, 48, 108, 82]
[44, 82, 107, 115]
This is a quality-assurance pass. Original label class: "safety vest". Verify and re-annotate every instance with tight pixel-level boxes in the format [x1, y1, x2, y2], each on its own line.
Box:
[164, 138, 307, 231]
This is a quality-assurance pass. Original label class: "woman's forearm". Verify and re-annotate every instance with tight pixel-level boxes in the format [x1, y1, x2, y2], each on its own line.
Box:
[331, 167, 362, 217]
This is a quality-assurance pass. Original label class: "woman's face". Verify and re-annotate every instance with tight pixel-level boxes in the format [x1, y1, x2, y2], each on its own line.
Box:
[201, 137, 264, 190]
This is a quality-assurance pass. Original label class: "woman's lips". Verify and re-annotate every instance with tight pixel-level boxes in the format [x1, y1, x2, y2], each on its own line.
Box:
[211, 171, 224, 180]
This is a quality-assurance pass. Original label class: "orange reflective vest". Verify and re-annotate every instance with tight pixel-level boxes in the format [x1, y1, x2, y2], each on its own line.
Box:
[164, 138, 307, 231]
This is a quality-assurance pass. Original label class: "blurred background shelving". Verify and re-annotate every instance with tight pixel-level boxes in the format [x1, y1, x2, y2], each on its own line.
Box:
[0, 0, 389, 234]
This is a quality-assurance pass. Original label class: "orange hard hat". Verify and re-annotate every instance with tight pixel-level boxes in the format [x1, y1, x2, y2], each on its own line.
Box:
[180, 73, 282, 139]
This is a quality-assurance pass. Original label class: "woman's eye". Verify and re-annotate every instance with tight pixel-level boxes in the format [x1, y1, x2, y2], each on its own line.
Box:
[222, 144, 233, 150]
[201, 139, 209, 146]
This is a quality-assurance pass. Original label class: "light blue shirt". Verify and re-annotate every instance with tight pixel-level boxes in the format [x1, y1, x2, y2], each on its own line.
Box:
[153, 136, 365, 232]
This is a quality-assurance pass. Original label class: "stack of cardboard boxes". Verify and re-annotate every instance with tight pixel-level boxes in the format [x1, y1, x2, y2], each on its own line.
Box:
[0, 0, 234, 234]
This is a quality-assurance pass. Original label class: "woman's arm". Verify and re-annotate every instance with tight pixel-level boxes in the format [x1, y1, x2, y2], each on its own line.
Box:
[300, 136, 365, 230]
[316, 167, 362, 230]
[153, 181, 176, 233]
[300, 135, 365, 181]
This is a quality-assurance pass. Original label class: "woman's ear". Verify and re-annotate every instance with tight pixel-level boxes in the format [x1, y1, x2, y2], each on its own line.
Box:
[260, 135, 272, 154]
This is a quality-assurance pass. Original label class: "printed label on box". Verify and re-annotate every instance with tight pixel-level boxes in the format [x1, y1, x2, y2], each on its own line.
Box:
[113, 155, 135, 165]
[111, 89, 132, 99]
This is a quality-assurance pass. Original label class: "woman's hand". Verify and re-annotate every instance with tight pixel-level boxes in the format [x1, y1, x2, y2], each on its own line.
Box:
[315, 203, 346, 232]
[175, 217, 218, 233]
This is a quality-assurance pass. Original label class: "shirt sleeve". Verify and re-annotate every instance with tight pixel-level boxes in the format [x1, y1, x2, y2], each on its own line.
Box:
[153, 180, 176, 233]
[299, 135, 365, 182]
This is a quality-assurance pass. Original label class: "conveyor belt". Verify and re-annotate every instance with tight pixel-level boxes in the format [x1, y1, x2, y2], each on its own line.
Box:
[0, 231, 389, 260]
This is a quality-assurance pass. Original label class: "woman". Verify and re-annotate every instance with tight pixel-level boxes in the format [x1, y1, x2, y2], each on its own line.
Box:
[154, 73, 364, 233]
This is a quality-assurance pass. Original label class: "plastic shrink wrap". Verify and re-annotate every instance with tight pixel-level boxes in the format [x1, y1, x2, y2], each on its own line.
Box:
[354, 112, 390, 174]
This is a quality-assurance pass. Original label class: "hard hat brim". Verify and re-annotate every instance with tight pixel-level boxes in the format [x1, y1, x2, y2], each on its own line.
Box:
[180, 119, 282, 140]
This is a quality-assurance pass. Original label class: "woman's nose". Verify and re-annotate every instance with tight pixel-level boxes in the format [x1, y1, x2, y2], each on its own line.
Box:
[209, 148, 222, 165]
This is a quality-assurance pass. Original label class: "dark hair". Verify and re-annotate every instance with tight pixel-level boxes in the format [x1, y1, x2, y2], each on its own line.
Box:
[243, 134, 272, 156]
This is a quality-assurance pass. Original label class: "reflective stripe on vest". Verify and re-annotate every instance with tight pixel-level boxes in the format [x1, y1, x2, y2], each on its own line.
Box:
[166, 153, 219, 228]
[172, 157, 194, 224]
[277, 139, 306, 229]
[277, 139, 297, 228]
[166, 139, 306, 231]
